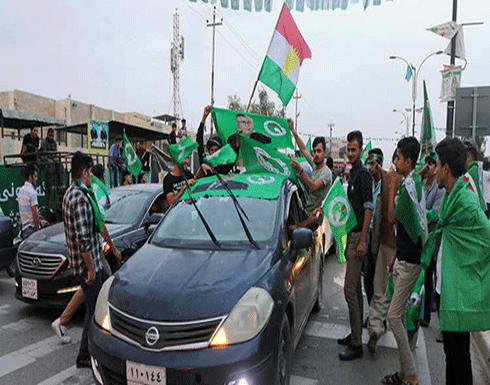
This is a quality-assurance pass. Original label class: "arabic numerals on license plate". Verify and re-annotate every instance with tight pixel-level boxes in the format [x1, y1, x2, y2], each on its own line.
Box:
[127, 361, 166, 384]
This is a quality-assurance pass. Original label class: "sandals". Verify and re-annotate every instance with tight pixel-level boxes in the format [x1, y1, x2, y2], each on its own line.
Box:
[381, 372, 402, 384]
[381, 372, 419, 385]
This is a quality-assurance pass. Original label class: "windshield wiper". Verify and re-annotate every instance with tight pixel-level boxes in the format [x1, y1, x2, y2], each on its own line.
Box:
[210, 166, 259, 249]
[178, 164, 221, 248]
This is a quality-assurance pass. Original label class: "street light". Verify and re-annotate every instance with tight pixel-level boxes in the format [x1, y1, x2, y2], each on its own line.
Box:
[389, 50, 443, 137]
[393, 109, 409, 137]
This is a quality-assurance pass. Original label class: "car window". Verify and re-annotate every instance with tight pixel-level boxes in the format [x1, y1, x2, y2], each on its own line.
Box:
[104, 190, 153, 224]
[151, 195, 278, 246]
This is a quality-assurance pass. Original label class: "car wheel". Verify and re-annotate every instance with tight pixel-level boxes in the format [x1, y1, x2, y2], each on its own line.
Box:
[6, 259, 16, 277]
[312, 263, 323, 313]
[276, 315, 292, 385]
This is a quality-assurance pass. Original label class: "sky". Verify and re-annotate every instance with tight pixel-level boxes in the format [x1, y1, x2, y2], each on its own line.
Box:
[1, 0, 489, 161]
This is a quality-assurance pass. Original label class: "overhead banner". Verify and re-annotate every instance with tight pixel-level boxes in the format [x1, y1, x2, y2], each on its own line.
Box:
[189, 0, 389, 11]
[440, 64, 463, 103]
[88, 120, 109, 153]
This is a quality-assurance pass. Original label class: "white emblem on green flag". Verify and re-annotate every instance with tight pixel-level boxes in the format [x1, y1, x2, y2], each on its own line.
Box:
[239, 135, 297, 182]
[167, 136, 199, 164]
[122, 132, 142, 177]
[204, 144, 237, 167]
[323, 179, 357, 263]
[361, 141, 372, 164]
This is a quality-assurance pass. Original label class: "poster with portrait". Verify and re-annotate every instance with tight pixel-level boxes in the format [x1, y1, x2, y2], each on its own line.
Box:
[88, 120, 109, 153]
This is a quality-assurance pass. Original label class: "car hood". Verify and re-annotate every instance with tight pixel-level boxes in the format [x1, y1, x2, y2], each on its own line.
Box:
[109, 243, 274, 321]
[19, 222, 133, 254]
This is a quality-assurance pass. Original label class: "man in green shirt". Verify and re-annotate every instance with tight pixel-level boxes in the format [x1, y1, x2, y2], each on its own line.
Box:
[288, 119, 332, 231]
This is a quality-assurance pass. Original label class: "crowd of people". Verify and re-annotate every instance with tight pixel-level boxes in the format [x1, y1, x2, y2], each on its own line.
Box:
[16, 110, 490, 384]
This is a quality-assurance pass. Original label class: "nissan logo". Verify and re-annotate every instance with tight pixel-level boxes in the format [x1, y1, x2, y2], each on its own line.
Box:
[31, 257, 42, 267]
[145, 326, 160, 346]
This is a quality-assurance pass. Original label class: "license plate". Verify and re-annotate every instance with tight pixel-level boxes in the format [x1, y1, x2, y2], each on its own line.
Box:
[126, 361, 166, 385]
[22, 278, 37, 300]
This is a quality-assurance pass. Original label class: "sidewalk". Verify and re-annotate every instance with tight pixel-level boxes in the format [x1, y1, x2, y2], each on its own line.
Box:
[472, 330, 490, 380]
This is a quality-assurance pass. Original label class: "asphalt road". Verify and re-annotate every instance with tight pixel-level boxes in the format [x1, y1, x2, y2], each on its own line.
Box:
[1, 255, 488, 385]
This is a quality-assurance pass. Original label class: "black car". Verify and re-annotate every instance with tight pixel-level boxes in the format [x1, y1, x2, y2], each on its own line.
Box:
[89, 173, 332, 385]
[14, 184, 167, 308]
[0, 215, 18, 276]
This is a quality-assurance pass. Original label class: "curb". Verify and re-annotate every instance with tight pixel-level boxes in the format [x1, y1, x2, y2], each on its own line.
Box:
[472, 330, 490, 379]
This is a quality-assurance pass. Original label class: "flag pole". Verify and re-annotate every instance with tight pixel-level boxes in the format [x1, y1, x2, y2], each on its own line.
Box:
[246, 4, 286, 112]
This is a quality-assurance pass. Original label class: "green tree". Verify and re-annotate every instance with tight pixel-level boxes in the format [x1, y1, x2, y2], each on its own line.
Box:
[227, 88, 285, 117]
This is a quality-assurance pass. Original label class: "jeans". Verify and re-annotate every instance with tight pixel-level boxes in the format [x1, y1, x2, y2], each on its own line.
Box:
[77, 267, 110, 359]
[442, 331, 472, 385]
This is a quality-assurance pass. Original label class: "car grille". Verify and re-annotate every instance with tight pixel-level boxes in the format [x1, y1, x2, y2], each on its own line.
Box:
[109, 304, 226, 351]
[18, 251, 65, 279]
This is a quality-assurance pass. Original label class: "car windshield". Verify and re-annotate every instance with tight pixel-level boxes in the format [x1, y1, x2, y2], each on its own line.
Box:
[151, 195, 278, 247]
[104, 190, 153, 224]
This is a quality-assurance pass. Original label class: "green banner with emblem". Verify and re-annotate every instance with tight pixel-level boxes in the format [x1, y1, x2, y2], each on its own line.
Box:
[210, 107, 293, 149]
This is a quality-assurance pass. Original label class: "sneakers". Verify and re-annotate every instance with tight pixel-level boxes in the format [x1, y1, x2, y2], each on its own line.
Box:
[51, 318, 72, 344]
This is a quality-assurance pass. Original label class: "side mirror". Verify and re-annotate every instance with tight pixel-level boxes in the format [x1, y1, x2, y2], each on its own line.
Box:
[290, 228, 313, 250]
[143, 213, 163, 228]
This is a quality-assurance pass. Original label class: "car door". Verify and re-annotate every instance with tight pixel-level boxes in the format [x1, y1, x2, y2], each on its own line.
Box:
[284, 189, 315, 334]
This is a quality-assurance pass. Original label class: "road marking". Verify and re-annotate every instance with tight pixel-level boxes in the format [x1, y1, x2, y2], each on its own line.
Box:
[0, 277, 14, 284]
[37, 364, 93, 385]
[0, 304, 11, 314]
[304, 321, 397, 349]
[0, 327, 82, 377]
[291, 375, 318, 385]
[413, 328, 432, 385]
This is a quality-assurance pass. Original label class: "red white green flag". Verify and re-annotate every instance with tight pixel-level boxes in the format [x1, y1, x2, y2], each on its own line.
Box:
[258, 3, 311, 106]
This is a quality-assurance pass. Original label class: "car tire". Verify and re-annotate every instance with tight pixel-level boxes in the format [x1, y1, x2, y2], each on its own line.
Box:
[312, 263, 323, 313]
[276, 315, 292, 385]
[6, 259, 16, 277]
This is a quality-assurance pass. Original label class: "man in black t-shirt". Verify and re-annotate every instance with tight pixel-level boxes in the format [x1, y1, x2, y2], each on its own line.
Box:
[167, 123, 177, 145]
[21, 127, 40, 163]
[163, 157, 195, 207]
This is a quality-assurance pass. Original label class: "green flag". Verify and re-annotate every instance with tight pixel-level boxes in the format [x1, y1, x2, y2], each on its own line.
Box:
[418, 81, 437, 165]
[361, 141, 372, 164]
[167, 136, 199, 164]
[204, 144, 237, 167]
[91, 175, 110, 220]
[210, 106, 294, 149]
[238, 135, 297, 182]
[395, 173, 427, 244]
[306, 136, 312, 155]
[122, 132, 142, 177]
[323, 179, 357, 263]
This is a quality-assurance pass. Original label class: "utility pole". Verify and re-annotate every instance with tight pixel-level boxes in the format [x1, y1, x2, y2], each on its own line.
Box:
[293, 91, 301, 152]
[445, 0, 458, 138]
[328, 120, 334, 155]
[207, 6, 222, 136]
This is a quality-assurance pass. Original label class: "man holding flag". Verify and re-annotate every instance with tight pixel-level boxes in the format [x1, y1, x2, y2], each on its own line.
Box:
[384, 137, 426, 385]
[337, 130, 373, 361]
[288, 119, 331, 232]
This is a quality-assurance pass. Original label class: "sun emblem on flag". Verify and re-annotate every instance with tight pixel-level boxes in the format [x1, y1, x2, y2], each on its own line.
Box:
[282, 46, 300, 77]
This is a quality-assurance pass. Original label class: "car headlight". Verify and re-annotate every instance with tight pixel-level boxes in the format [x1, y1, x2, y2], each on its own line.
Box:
[94, 276, 115, 332]
[210, 287, 274, 347]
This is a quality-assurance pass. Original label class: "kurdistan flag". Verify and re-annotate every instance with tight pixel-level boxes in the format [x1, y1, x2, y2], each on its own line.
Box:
[258, 3, 311, 106]
[122, 132, 142, 177]
[239, 134, 297, 182]
[323, 179, 357, 263]
[418, 81, 437, 165]
[167, 136, 199, 165]
[210, 107, 294, 149]
[361, 141, 372, 164]
[204, 144, 237, 167]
